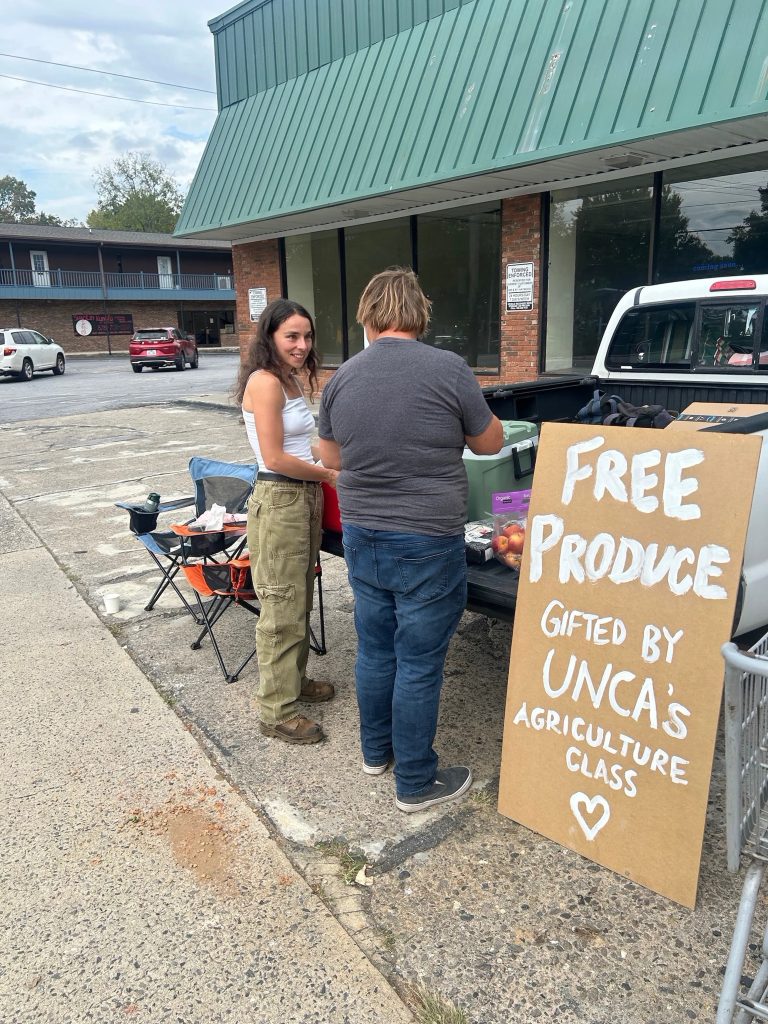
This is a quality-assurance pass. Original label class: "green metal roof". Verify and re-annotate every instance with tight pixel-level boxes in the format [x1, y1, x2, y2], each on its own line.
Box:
[209, 0, 476, 107]
[177, 0, 768, 239]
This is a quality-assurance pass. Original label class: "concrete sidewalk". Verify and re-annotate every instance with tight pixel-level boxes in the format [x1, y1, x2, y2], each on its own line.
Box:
[0, 491, 413, 1024]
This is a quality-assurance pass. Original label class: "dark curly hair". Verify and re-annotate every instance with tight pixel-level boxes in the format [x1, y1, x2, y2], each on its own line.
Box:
[234, 298, 319, 404]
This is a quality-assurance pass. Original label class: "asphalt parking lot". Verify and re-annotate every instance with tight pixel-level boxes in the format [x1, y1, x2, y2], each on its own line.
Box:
[0, 392, 759, 1024]
[0, 350, 241, 423]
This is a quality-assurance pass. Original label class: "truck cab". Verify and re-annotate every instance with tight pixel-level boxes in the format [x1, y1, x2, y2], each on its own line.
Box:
[592, 275, 768, 384]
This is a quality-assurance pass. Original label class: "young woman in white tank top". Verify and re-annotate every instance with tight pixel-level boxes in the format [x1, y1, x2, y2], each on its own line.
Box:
[234, 299, 339, 746]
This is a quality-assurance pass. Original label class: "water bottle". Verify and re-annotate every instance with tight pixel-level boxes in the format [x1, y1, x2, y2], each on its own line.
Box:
[142, 492, 160, 513]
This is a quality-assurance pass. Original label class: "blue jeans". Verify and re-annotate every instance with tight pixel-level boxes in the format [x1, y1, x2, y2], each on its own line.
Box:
[342, 525, 467, 796]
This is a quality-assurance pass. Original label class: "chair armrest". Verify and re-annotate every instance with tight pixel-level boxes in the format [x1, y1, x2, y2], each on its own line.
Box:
[158, 496, 195, 513]
[115, 496, 194, 514]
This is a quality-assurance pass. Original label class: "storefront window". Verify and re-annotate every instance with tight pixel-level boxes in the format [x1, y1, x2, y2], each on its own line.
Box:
[417, 203, 501, 371]
[179, 308, 235, 346]
[344, 219, 412, 356]
[547, 179, 653, 371]
[282, 203, 501, 371]
[657, 156, 768, 281]
[284, 230, 344, 365]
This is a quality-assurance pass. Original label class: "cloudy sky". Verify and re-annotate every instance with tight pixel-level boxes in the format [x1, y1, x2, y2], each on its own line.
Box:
[1, 1, 224, 223]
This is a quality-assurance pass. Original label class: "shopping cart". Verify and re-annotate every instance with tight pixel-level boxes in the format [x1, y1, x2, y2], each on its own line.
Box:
[718, 633, 768, 1023]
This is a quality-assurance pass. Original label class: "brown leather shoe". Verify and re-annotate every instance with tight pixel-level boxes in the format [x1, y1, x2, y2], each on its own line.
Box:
[259, 715, 324, 744]
[299, 678, 336, 703]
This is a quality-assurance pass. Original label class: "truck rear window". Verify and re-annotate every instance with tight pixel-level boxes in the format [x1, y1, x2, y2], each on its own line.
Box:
[606, 300, 768, 371]
[605, 303, 696, 370]
[698, 302, 761, 370]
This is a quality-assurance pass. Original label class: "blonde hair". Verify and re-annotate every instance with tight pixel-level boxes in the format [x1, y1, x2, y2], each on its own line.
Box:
[356, 267, 431, 337]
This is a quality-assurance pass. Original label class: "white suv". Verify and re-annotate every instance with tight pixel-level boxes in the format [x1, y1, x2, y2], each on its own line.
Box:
[0, 328, 65, 381]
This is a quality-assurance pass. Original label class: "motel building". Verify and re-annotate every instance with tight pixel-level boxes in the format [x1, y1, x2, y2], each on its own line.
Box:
[176, 0, 768, 388]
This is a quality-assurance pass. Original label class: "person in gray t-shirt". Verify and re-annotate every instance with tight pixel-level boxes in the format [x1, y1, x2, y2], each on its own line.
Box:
[318, 267, 502, 814]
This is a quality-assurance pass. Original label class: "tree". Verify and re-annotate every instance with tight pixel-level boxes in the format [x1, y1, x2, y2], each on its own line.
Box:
[566, 185, 715, 359]
[87, 152, 185, 233]
[728, 184, 768, 273]
[0, 174, 67, 225]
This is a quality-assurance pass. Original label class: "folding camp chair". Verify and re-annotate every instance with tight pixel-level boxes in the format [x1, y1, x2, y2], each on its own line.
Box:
[175, 529, 327, 683]
[115, 457, 257, 619]
[183, 555, 260, 683]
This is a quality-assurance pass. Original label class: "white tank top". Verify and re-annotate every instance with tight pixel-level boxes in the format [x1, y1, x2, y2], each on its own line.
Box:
[243, 375, 315, 473]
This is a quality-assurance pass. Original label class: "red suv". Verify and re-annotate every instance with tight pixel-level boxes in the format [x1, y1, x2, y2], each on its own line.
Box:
[129, 327, 199, 372]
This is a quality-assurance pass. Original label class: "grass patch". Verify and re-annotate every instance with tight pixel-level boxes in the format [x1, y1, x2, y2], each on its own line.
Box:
[316, 839, 369, 885]
[375, 927, 396, 951]
[316, 838, 348, 859]
[412, 986, 469, 1024]
[469, 788, 494, 808]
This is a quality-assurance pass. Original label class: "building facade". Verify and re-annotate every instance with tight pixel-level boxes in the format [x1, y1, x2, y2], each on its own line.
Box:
[0, 224, 237, 352]
[176, 0, 768, 387]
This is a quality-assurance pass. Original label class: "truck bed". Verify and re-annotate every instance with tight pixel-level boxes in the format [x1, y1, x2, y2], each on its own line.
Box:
[321, 529, 519, 623]
[321, 373, 768, 626]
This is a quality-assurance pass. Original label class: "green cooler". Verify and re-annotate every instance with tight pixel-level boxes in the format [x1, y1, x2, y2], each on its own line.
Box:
[462, 420, 538, 522]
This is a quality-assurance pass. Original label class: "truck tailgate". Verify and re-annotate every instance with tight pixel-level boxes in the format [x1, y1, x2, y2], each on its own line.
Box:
[321, 530, 519, 623]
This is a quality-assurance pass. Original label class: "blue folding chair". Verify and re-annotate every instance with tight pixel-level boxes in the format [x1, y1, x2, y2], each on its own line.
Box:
[116, 457, 257, 621]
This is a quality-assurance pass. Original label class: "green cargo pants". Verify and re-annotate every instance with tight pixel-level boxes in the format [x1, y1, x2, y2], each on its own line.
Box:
[247, 479, 322, 724]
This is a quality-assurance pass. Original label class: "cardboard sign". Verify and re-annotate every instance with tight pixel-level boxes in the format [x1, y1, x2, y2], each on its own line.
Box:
[498, 423, 761, 907]
[668, 402, 768, 428]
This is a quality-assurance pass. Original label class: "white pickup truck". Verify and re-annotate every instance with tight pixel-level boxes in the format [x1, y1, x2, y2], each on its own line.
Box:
[472, 274, 768, 635]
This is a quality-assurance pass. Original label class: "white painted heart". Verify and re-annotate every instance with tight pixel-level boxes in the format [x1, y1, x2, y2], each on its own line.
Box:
[570, 792, 611, 842]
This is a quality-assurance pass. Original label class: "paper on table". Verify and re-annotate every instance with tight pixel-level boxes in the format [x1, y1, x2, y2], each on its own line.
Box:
[189, 503, 226, 530]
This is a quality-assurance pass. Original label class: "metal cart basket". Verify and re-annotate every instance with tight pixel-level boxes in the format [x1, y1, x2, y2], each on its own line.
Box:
[718, 633, 768, 1023]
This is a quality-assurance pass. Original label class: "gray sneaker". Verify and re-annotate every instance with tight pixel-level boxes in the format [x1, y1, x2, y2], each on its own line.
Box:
[395, 766, 472, 813]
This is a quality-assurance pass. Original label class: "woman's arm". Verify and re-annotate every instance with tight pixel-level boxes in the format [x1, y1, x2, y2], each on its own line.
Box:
[317, 438, 342, 471]
[246, 373, 339, 484]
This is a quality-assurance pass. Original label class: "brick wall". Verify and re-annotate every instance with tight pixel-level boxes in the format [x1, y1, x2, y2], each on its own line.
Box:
[497, 194, 543, 384]
[0, 299, 236, 353]
[233, 239, 282, 358]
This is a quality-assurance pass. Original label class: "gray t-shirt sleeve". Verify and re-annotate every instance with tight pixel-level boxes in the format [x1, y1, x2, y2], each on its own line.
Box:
[454, 359, 494, 437]
[317, 384, 334, 440]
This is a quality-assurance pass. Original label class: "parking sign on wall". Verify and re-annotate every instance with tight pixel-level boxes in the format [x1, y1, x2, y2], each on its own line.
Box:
[248, 287, 268, 322]
[506, 262, 534, 311]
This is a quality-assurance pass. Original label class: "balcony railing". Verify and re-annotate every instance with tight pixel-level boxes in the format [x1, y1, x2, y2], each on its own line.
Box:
[0, 268, 101, 288]
[0, 268, 233, 291]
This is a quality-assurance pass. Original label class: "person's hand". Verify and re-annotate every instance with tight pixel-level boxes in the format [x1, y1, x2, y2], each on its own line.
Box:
[324, 467, 340, 488]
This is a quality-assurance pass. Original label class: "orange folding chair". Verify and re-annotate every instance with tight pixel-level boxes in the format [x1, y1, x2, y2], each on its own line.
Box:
[183, 556, 260, 683]
[174, 523, 326, 683]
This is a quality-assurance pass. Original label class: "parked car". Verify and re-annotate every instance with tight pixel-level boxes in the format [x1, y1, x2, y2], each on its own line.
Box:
[129, 327, 199, 372]
[0, 328, 65, 381]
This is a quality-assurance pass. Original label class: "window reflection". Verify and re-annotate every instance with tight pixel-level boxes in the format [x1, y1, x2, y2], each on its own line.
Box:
[548, 180, 652, 371]
[283, 202, 501, 371]
[418, 204, 500, 371]
[344, 219, 412, 356]
[284, 230, 344, 365]
[658, 159, 768, 280]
